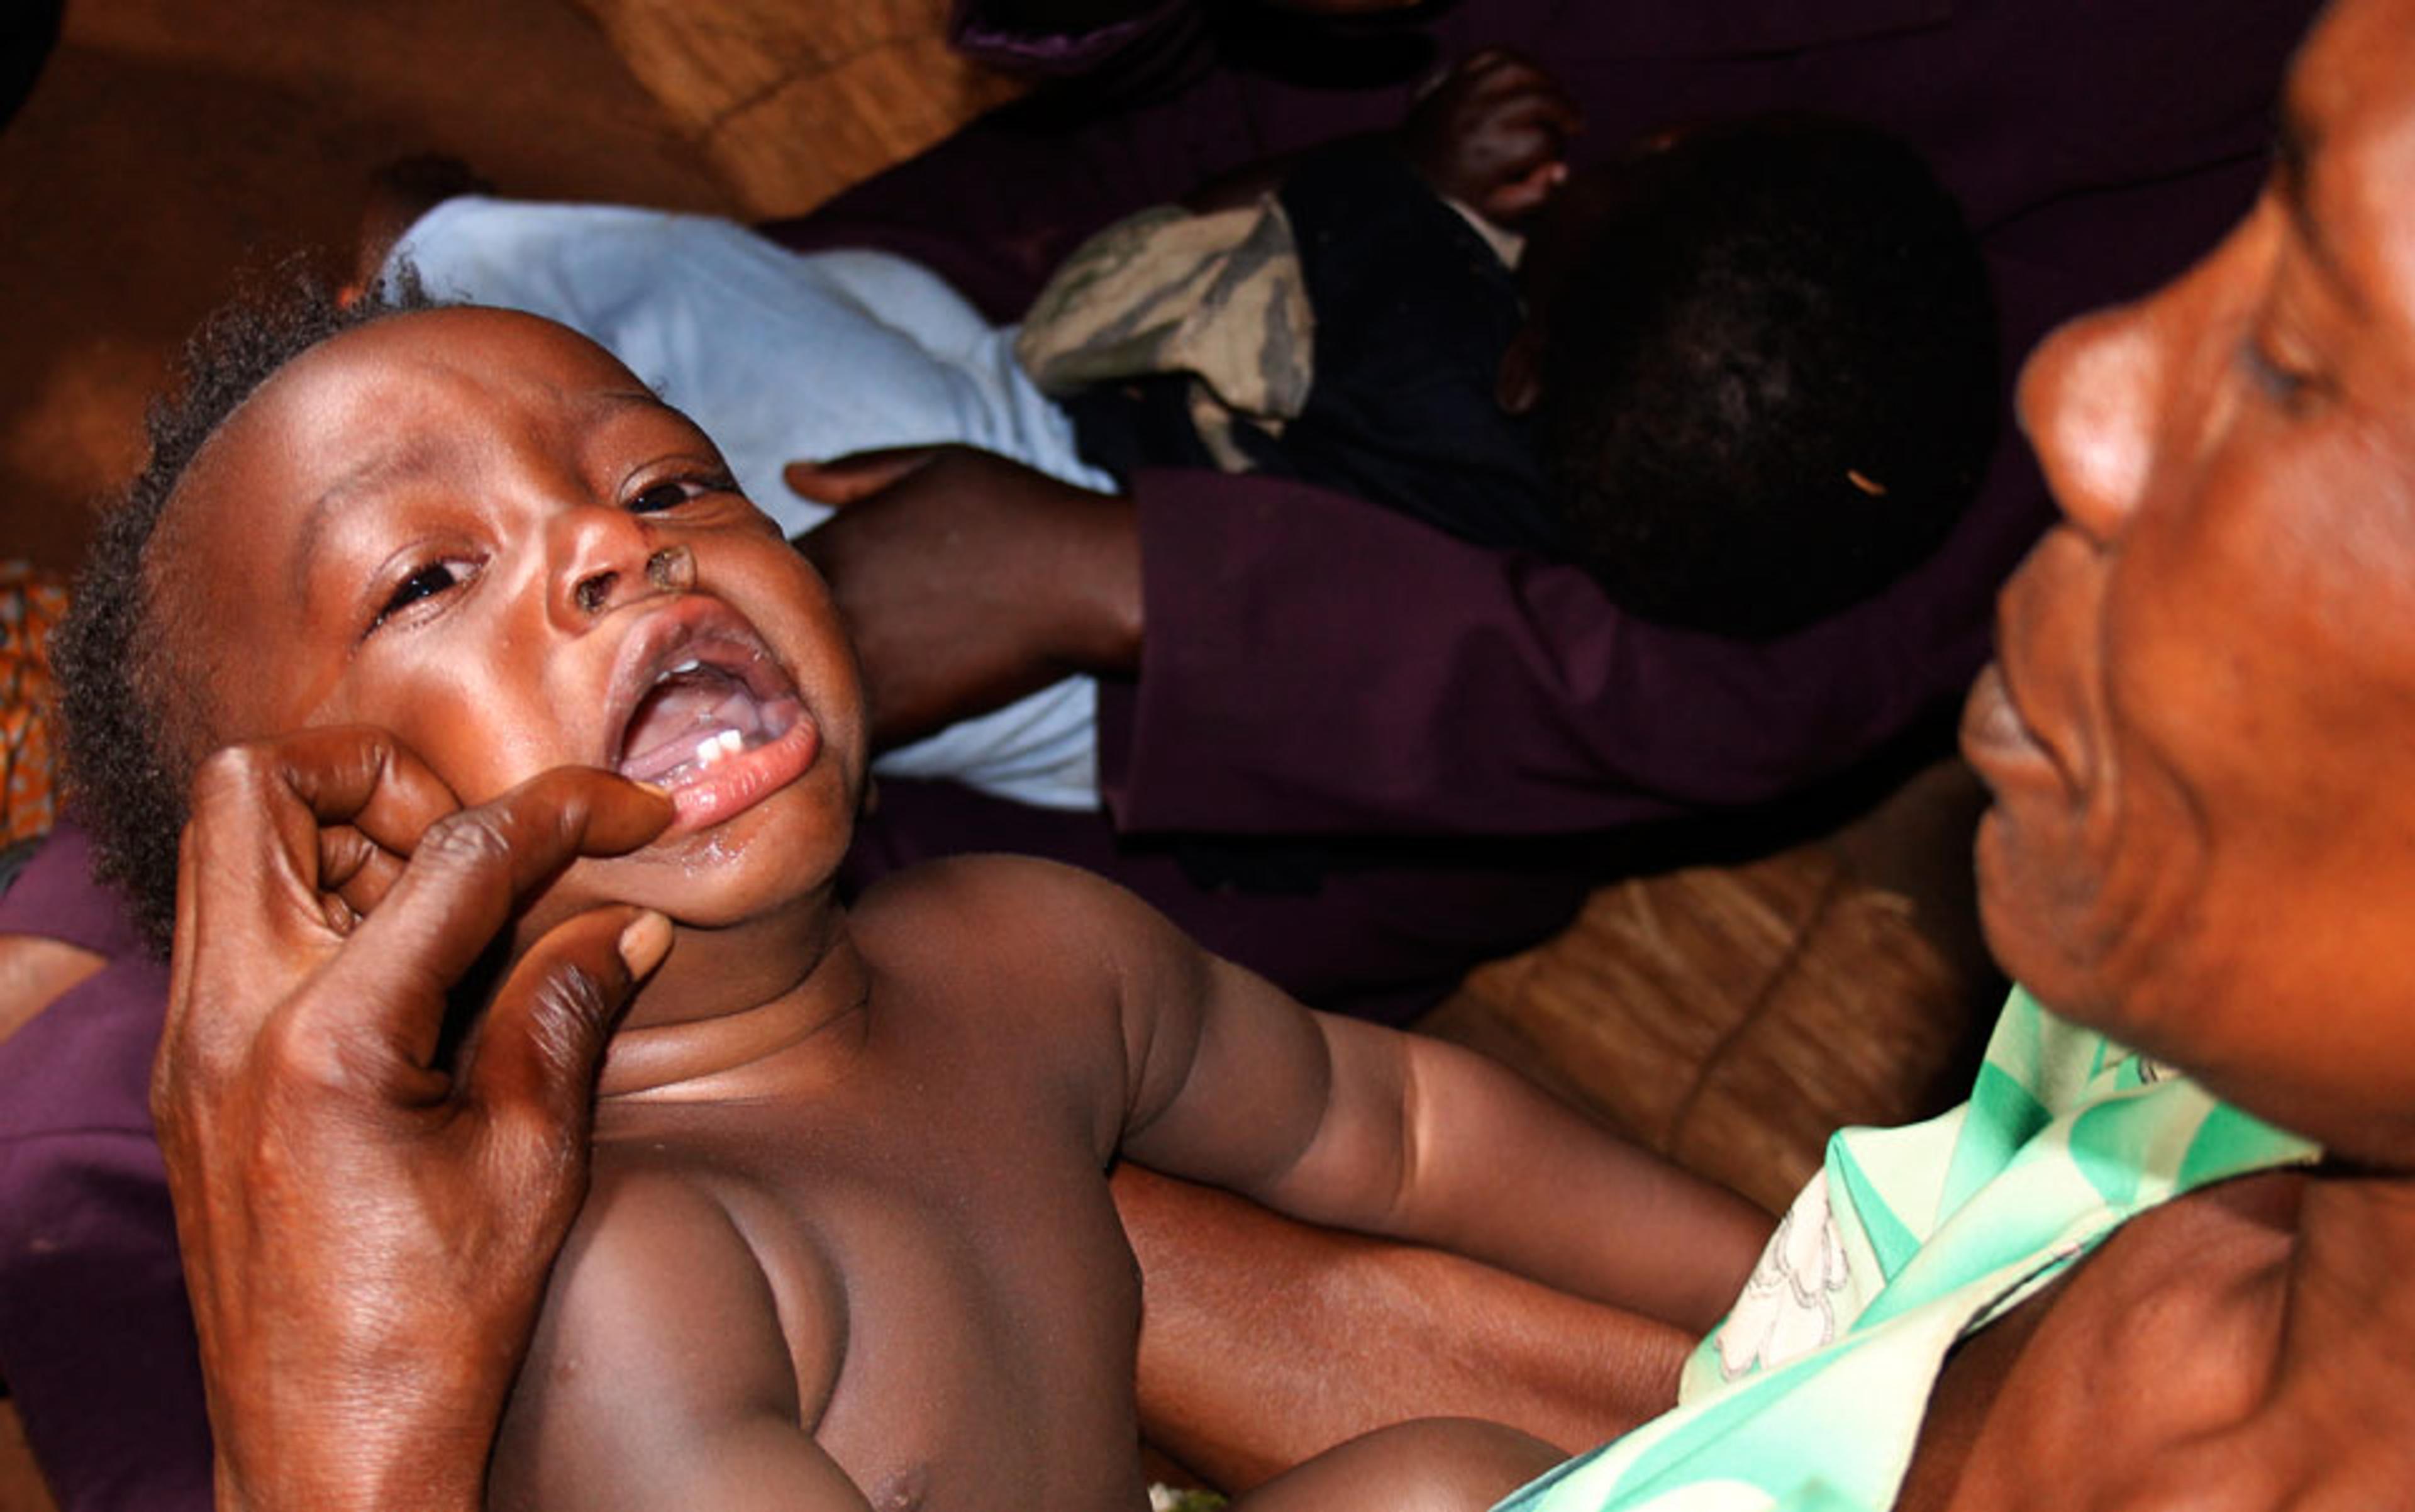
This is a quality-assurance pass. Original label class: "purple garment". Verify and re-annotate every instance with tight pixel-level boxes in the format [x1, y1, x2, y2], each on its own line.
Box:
[0, 823, 207, 1512]
[0, 2, 2319, 1504]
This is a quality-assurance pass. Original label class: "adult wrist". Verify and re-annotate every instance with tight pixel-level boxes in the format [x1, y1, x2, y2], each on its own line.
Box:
[214, 1432, 487, 1512]
[1052, 489, 1144, 675]
[205, 1334, 516, 1512]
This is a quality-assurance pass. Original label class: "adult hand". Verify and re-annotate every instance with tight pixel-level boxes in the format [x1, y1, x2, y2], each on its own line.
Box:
[787, 445, 1143, 750]
[153, 726, 675, 1512]
[1403, 50, 1582, 225]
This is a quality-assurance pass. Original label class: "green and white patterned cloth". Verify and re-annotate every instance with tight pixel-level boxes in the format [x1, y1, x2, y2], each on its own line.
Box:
[1497, 987, 2321, 1512]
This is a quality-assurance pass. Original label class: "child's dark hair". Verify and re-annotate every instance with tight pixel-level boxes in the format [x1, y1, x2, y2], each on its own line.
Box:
[1537, 116, 1999, 641]
[53, 267, 436, 953]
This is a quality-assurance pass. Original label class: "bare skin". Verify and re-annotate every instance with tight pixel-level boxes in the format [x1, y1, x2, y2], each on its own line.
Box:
[1116, 1165, 1697, 1489]
[0, 934, 104, 1045]
[148, 306, 1768, 1511]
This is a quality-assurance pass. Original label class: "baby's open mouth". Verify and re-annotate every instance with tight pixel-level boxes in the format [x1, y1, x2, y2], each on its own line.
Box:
[605, 601, 811, 797]
[615, 658, 797, 786]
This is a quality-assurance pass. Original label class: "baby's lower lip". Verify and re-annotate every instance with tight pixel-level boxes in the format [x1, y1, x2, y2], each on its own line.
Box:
[648, 696, 821, 831]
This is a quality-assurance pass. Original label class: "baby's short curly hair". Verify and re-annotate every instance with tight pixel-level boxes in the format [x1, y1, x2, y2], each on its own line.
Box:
[53, 266, 436, 953]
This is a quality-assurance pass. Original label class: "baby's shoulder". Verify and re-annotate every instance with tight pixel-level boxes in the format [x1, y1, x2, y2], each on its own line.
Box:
[853, 852, 1163, 961]
[851, 853, 1187, 1072]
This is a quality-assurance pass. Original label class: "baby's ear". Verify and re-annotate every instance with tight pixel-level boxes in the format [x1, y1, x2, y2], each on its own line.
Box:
[1495, 325, 1546, 416]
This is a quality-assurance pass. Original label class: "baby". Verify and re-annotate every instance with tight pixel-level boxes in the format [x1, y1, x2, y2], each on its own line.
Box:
[52, 285, 1772, 1508]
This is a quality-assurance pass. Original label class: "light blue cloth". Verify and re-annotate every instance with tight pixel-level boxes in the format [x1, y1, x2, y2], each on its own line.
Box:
[389, 197, 1110, 811]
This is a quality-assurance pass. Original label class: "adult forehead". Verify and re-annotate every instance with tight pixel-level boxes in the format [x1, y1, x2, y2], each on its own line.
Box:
[2289, 0, 2415, 314]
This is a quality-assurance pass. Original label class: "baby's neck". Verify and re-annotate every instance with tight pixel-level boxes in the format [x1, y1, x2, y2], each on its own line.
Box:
[593, 896, 871, 1103]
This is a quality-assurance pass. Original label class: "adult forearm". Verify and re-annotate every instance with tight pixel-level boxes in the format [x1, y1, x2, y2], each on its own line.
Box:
[1114, 1164, 1689, 1490]
[1105, 465, 1989, 836]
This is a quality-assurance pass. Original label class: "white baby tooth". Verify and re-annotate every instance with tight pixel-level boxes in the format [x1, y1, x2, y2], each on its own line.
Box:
[691, 728, 745, 770]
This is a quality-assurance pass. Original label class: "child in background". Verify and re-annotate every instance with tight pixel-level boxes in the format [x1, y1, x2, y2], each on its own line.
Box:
[1020, 52, 1999, 639]
[52, 286, 1772, 1509]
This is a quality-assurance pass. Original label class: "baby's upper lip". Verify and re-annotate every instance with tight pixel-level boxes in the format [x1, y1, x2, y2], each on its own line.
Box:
[599, 596, 797, 767]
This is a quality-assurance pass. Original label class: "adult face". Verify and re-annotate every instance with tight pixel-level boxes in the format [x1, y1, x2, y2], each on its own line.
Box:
[1963, 0, 2415, 1163]
[150, 307, 869, 946]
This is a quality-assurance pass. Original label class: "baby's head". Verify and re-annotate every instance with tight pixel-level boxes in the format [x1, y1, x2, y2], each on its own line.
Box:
[1511, 116, 1999, 640]
[56, 277, 867, 953]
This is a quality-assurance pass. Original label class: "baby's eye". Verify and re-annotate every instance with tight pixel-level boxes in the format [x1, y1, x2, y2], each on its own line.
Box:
[628, 473, 738, 514]
[371, 559, 471, 631]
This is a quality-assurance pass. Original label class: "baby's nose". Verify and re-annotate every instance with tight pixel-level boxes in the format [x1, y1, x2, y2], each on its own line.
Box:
[573, 547, 694, 616]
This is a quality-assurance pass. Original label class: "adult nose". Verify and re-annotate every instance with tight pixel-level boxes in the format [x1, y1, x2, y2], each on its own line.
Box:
[2015, 301, 2162, 547]
[547, 506, 696, 629]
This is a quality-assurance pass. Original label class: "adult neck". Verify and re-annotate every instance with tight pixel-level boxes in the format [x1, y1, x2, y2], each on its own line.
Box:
[592, 892, 870, 1103]
[2253, 1169, 2415, 1486]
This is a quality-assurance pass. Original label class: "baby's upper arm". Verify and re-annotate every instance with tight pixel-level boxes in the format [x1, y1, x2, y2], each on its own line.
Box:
[875, 854, 1391, 1215]
[490, 1169, 869, 1512]
[968, 857, 1370, 1201]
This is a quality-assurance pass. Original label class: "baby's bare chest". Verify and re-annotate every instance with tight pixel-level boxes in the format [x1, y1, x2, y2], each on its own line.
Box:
[643, 1077, 1150, 1508]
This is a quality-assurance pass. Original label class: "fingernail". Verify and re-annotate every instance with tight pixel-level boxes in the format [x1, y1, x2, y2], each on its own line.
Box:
[616, 910, 673, 977]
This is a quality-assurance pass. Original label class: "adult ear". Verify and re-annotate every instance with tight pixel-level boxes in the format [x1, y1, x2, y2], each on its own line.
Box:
[1496, 325, 1546, 416]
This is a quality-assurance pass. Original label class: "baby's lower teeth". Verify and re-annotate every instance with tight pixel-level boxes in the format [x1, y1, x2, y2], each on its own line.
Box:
[693, 728, 745, 768]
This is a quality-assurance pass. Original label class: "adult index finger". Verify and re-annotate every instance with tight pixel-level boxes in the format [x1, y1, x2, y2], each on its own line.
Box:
[314, 765, 674, 1053]
[163, 728, 465, 1067]
[185, 725, 460, 847]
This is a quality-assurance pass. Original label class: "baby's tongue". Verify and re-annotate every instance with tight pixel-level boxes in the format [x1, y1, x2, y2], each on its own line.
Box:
[616, 669, 765, 784]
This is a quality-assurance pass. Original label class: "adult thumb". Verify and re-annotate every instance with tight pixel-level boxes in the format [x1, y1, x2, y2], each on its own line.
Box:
[466, 906, 670, 1130]
[783, 446, 940, 508]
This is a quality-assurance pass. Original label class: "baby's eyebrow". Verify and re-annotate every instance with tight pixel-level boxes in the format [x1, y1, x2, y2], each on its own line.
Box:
[292, 433, 454, 595]
[588, 386, 677, 419]
[580, 385, 721, 454]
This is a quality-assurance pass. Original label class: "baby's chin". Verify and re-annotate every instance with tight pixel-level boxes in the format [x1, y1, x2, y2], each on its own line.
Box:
[511, 805, 848, 948]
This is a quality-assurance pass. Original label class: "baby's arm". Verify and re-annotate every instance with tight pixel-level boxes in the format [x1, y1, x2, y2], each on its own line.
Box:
[489, 1171, 869, 1512]
[1085, 871, 1771, 1337]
